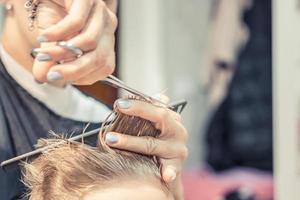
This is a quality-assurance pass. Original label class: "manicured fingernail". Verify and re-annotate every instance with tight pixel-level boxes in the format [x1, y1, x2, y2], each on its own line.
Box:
[31, 48, 41, 58]
[169, 171, 177, 182]
[116, 99, 132, 109]
[47, 71, 63, 82]
[37, 35, 48, 43]
[36, 53, 52, 62]
[34, 79, 44, 84]
[105, 133, 119, 144]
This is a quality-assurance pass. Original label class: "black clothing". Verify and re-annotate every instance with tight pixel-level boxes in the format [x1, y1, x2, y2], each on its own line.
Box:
[206, 0, 273, 172]
[0, 60, 101, 199]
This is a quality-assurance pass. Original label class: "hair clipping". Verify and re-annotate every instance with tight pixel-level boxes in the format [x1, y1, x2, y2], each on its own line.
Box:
[1, 99, 187, 171]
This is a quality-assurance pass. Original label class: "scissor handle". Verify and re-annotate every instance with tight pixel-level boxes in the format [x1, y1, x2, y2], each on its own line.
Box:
[169, 100, 188, 114]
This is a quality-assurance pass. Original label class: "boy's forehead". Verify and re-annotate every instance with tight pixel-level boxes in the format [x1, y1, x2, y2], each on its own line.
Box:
[83, 181, 173, 200]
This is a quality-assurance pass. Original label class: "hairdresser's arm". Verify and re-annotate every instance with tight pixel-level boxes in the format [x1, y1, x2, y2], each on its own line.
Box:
[32, 0, 118, 84]
[105, 99, 188, 200]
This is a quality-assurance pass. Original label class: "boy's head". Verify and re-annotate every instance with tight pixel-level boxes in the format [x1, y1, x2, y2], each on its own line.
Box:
[22, 99, 174, 200]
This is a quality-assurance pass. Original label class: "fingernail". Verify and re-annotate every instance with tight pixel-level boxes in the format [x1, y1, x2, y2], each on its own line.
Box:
[37, 35, 48, 43]
[31, 48, 41, 58]
[36, 53, 52, 62]
[164, 168, 177, 182]
[169, 171, 177, 181]
[47, 71, 63, 82]
[34, 79, 44, 84]
[105, 133, 119, 144]
[116, 99, 132, 109]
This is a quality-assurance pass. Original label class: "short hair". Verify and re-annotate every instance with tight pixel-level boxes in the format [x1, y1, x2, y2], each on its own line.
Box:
[22, 98, 168, 200]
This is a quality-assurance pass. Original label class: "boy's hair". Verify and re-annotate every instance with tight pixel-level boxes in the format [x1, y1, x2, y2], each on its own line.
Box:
[22, 99, 168, 200]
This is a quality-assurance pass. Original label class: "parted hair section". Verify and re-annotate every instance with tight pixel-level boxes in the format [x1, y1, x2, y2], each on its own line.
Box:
[22, 98, 169, 200]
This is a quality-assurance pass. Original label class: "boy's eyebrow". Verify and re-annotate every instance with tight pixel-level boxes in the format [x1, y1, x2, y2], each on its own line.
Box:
[0, 100, 187, 171]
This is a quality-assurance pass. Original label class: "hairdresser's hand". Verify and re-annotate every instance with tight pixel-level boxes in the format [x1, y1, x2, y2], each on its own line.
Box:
[32, 0, 118, 85]
[105, 97, 188, 200]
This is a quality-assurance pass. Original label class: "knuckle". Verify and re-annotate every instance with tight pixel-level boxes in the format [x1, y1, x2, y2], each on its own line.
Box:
[84, 37, 98, 49]
[145, 137, 158, 155]
[179, 126, 188, 142]
[94, 52, 110, 68]
[110, 14, 118, 31]
[180, 147, 189, 160]
[118, 134, 128, 147]
[154, 122, 162, 130]
[94, 56, 107, 68]
[175, 113, 183, 122]
[103, 5, 118, 31]
[104, 63, 116, 75]
[72, 66, 83, 77]
[98, 0, 106, 7]
[64, 66, 81, 81]
[32, 72, 44, 83]
[71, 17, 85, 29]
[83, 79, 97, 86]
[158, 109, 171, 123]
[90, 0, 96, 6]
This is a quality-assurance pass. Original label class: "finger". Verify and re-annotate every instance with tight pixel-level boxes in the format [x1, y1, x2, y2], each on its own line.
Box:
[47, 42, 115, 83]
[38, 0, 95, 42]
[115, 98, 183, 122]
[67, 3, 118, 52]
[104, 132, 182, 159]
[32, 42, 57, 82]
[72, 62, 115, 85]
[160, 159, 181, 183]
[34, 46, 75, 63]
[65, 34, 116, 84]
[114, 99, 185, 138]
[153, 121, 188, 144]
[36, 33, 115, 83]
[35, 3, 117, 64]
[114, 99, 175, 126]
[153, 94, 183, 122]
[161, 159, 185, 199]
[45, 51, 99, 82]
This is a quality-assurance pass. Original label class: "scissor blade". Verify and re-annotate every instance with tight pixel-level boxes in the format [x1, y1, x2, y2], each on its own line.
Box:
[102, 75, 167, 106]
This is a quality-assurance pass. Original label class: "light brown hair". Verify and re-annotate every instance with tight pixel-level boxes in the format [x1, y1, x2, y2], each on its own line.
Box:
[22, 98, 168, 200]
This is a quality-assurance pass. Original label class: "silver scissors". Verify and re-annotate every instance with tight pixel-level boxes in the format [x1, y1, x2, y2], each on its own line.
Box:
[103, 75, 187, 112]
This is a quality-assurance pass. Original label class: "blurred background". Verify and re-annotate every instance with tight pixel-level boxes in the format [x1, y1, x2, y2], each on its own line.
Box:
[119, 0, 211, 168]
